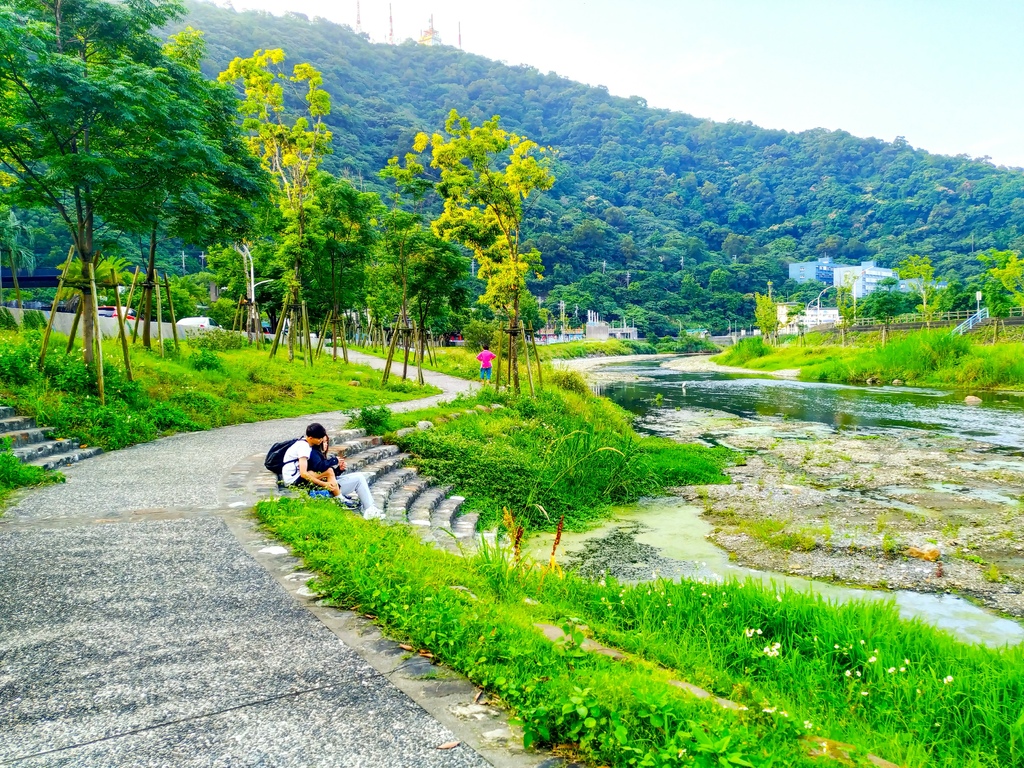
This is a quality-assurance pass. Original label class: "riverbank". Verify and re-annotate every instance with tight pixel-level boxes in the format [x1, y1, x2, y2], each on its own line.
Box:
[715, 331, 1024, 391]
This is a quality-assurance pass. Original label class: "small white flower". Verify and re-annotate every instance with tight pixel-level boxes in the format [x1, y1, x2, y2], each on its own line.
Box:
[861, 690, 869, 696]
[900, 667, 906, 673]
[804, 720, 813, 730]
[756, 629, 762, 635]
[904, 658, 910, 665]
[834, 644, 840, 649]
[868, 656, 877, 663]
[944, 676, 954, 685]
[763, 707, 777, 714]
[855, 671, 861, 677]
[776, 594, 783, 602]
[859, 640, 866, 645]
[888, 667, 896, 674]
[780, 711, 789, 718]
[844, 670, 852, 677]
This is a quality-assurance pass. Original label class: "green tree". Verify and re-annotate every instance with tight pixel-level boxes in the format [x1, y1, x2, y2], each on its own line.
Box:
[219, 48, 332, 362]
[898, 254, 939, 321]
[753, 287, 779, 344]
[0, 0, 186, 363]
[0, 207, 34, 307]
[836, 275, 857, 346]
[863, 276, 903, 344]
[425, 111, 554, 393]
[986, 249, 1024, 308]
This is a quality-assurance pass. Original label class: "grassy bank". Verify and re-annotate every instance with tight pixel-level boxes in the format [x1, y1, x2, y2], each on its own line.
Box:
[354, 336, 716, 384]
[0, 327, 436, 460]
[354, 380, 731, 532]
[716, 332, 1024, 390]
[258, 498, 1023, 768]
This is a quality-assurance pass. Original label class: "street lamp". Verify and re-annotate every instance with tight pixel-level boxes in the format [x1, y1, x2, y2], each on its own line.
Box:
[976, 290, 983, 315]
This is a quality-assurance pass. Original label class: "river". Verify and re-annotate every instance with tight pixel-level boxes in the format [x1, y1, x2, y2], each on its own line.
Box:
[545, 356, 1024, 647]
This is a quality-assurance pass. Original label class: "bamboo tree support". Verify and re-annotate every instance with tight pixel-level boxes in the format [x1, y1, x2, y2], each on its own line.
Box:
[401, 324, 413, 381]
[87, 261, 106, 405]
[381, 319, 402, 384]
[269, 299, 288, 358]
[162, 273, 180, 351]
[506, 325, 519, 390]
[528, 323, 543, 392]
[154, 277, 164, 358]
[38, 247, 74, 371]
[414, 326, 425, 386]
[65, 302, 83, 354]
[315, 312, 331, 358]
[520, 323, 535, 397]
[123, 267, 141, 319]
[110, 271, 134, 382]
[231, 296, 245, 332]
[492, 325, 504, 391]
[301, 301, 314, 367]
[338, 314, 349, 364]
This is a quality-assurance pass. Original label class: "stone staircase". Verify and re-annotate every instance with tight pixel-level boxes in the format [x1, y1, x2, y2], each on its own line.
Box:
[268, 422, 494, 552]
[0, 406, 103, 471]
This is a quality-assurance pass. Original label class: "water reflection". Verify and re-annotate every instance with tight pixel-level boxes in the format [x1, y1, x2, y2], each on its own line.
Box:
[594, 361, 1024, 448]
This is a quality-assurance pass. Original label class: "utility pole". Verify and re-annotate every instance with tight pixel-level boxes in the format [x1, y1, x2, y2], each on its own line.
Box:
[602, 260, 606, 274]
[355, 0, 361, 33]
[625, 270, 631, 288]
[458, 21, 462, 48]
[181, 250, 186, 276]
[389, 3, 394, 44]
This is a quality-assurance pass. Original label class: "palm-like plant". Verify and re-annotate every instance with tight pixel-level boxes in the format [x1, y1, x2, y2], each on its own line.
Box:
[0, 208, 36, 308]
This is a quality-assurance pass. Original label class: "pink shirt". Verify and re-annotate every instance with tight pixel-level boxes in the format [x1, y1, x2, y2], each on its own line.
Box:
[476, 350, 496, 368]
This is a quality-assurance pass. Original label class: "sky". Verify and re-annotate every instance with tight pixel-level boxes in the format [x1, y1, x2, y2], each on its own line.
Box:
[228, 0, 1024, 168]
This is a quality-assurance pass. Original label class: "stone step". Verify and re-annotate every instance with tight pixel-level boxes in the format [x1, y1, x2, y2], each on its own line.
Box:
[0, 427, 49, 449]
[332, 428, 366, 442]
[452, 511, 480, 539]
[333, 435, 382, 457]
[0, 405, 16, 419]
[408, 486, 450, 527]
[0, 415, 36, 434]
[432, 495, 466, 531]
[343, 444, 399, 473]
[29, 446, 103, 471]
[385, 476, 433, 523]
[13, 438, 81, 462]
[359, 452, 410, 483]
[369, 467, 417, 511]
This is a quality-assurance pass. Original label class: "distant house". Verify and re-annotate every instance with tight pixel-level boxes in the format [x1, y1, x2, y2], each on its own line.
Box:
[777, 303, 839, 334]
[584, 311, 639, 341]
[788, 257, 835, 284]
[832, 261, 896, 299]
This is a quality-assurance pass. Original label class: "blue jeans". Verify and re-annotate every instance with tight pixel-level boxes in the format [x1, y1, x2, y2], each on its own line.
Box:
[480, 366, 492, 380]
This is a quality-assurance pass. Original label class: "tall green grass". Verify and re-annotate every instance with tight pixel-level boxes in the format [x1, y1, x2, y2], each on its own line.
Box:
[394, 386, 732, 530]
[259, 498, 1024, 767]
[715, 331, 1024, 389]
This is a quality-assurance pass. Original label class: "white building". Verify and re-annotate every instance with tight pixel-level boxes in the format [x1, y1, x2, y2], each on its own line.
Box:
[777, 304, 840, 334]
[832, 261, 896, 299]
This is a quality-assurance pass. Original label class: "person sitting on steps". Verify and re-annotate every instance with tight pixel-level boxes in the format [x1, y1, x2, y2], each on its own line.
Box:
[281, 423, 383, 519]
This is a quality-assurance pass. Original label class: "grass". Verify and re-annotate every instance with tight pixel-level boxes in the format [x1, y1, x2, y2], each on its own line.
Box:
[0, 328, 438, 502]
[0, 437, 63, 503]
[258, 497, 1024, 768]
[387, 384, 733, 531]
[714, 332, 1024, 390]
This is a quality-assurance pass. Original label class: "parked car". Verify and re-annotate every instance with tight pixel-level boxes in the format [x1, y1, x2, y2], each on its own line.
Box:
[96, 305, 136, 319]
[176, 316, 221, 331]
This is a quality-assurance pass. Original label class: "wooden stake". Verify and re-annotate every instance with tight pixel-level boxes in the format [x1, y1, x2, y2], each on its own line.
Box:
[111, 271, 133, 382]
[339, 314, 349, 364]
[521, 323, 535, 397]
[493, 325, 504, 390]
[162, 273, 180, 351]
[123, 267, 140, 320]
[529, 323, 543, 392]
[155, 276, 164, 358]
[301, 301, 314, 367]
[231, 295, 244, 332]
[65, 302, 83, 354]
[39, 247, 74, 370]
[87, 260, 106, 405]
[315, 312, 330, 358]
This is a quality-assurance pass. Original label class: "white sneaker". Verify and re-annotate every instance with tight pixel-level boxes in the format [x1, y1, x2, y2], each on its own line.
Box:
[362, 507, 385, 520]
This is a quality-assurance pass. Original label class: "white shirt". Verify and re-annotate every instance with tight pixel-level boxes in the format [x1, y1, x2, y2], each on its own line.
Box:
[281, 439, 313, 485]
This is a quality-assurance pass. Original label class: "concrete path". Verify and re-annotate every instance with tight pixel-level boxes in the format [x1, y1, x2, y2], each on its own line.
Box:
[0, 353, 505, 767]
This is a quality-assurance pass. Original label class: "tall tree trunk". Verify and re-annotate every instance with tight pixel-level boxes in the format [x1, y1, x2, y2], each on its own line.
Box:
[510, 294, 521, 394]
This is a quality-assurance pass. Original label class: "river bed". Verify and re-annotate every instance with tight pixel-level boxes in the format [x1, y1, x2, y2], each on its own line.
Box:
[555, 355, 1024, 646]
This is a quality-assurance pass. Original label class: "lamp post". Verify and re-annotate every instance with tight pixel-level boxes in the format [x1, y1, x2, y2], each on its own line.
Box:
[976, 291, 982, 315]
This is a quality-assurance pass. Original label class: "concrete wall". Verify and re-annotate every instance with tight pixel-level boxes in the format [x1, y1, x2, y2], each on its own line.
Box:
[6, 307, 177, 340]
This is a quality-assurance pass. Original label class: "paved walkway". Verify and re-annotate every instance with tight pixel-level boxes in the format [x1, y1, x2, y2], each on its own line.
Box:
[0, 353, 491, 767]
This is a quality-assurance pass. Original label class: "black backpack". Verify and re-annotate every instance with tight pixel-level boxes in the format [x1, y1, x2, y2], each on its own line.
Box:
[265, 438, 303, 475]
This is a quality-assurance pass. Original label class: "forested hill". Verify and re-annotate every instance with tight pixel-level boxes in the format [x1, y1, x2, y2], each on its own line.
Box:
[181, 1, 1024, 334]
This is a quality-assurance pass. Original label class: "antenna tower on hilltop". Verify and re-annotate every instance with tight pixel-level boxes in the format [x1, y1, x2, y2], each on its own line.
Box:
[418, 14, 441, 46]
[458, 22, 462, 48]
[355, 0, 361, 33]
[389, 4, 394, 44]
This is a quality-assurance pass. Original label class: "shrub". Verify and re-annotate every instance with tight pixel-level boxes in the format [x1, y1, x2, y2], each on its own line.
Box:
[190, 348, 223, 372]
[546, 367, 591, 397]
[351, 405, 392, 434]
[716, 336, 772, 365]
[21, 310, 47, 330]
[193, 329, 246, 351]
[462, 319, 498, 352]
[0, 308, 18, 331]
[0, 437, 60, 498]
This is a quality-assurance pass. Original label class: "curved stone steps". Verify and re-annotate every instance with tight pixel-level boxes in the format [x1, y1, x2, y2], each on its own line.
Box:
[369, 467, 418, 511]
[2, 404, 104, 471]
[408, 486, 449, 527]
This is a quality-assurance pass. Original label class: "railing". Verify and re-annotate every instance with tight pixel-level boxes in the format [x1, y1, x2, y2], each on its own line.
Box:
[952, 307, 989, 336]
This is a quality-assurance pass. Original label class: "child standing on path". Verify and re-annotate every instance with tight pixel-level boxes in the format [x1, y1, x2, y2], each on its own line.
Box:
[476, 344, 496, 381]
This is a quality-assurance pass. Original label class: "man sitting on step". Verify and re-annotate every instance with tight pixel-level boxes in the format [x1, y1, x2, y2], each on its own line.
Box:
[282, 423, 383, 519]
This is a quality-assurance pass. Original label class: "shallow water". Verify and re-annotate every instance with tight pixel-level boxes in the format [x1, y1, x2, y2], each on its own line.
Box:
[574, 358, 1024, 646]
[594, 360, 1024, 448]
[528, 499, 1024, 647]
